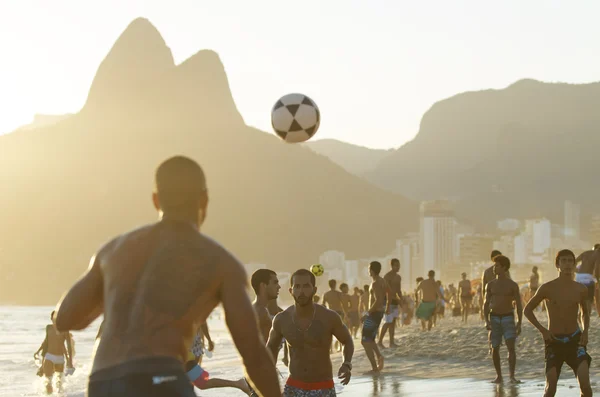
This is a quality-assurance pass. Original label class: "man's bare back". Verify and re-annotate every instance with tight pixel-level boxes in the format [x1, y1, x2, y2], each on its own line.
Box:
[417, 279, 439, 302]
[323, 290, 344, 313]
[576, 248, 600, 276]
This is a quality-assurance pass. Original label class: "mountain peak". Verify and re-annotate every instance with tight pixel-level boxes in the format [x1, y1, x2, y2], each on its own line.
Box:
[83, 18, 175, 114]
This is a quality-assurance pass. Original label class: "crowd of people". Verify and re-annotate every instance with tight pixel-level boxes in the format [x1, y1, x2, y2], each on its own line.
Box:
[34, 156, 600, 397]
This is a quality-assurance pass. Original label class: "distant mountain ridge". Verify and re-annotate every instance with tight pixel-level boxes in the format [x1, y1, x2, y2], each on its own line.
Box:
[304, 139, 392, 177]
[365, 78, 600, 232]
[0, 18, 418, 304]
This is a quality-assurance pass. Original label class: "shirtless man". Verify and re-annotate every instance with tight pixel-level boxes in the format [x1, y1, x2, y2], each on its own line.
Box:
[378, 258, 402, 349]
[525, 249, 592, 397]
[348, 287, 361, 338]
[529, 266, 540, 299]
[458, 273, 473, 323]
[416, 271, 443, 331]
[323, 280, 347, 352]
[35, 311, 74, 393]
[53, 156, 280, 397]
[359, 285, 370, 315]
[575, 244, 600, 316]
[483, 255, 522, 384]
[267, 269, 354, 396]
[339, 283, 352, 329]
[267, 295, 290, 366]
[252, 269, 281, 341]
[362, 261, 388, 374]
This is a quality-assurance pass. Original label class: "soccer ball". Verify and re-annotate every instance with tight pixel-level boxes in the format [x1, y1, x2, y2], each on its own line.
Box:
[271, 93, 320, 143]
[310, 264, 324, 277]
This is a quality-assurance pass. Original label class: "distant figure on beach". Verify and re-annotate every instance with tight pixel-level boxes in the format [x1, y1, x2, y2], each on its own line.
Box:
[378, 258, 402, 349]
[483, 255, 522, 384]
[323, 279, 347, 320]
[34, 310, 74, 394]
[359, 285, 370, 315]
[575, 244, 600, 316]
[348, 287, 361, 338]
[529, 266, 540, 297]
[524, 249, 592, 397]
[360, 261, 388, 373]
[458, 272, 473, 323]
[53, 156, 280, 397]
[416, 271, 442, 331]
[340, 283, 352, 329]
[267, 269, 354, 396]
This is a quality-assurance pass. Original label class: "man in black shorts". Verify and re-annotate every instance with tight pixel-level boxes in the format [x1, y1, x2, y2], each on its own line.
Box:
[525, 249, 592, 397]
[361, 261, 387, 374]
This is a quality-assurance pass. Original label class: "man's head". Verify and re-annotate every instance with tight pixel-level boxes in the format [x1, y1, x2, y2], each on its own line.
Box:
[532, 266, 538, 273]
[363, 284, 370, 293]
[251, 269, 280, 300]
[313, 294, 321, 303]
[493, 255, 511, 276]
[428, 270, 435, 279]
[153, 156, 208, 226]
[491, 250, 502, 260]
[369, 261, 382, 277]
[353, 286, 360, 295]
[461, 272, 467, 280]
[416, 277, 424, 284]
[391, 258, 400, 273]
[340, 283, 349, 294]
[555, 249, 576, 273]
[594, 244, 600, 251]
[290, 269, 317, 306]
[328, 279, 337, 290]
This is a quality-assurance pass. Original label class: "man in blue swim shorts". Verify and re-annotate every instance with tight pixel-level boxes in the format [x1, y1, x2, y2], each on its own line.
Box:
[361, 261, 387, 374]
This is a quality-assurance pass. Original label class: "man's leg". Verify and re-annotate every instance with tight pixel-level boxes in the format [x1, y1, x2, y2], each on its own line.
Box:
[200, 378, 251, 394]
[505, 339, 519, 383]
[465, 302, 471, 323]
[377, 323, 389, 349]
[575, 360, 592, 397]
[420, 319, 426, 331]
[491, 346, 502, 383]
[544, 367, 559, 397]
[427, 318, 433, 331]
[42, 360, 54, 393]
[388, 320, 397, 348]
[362, 340, 379, 373]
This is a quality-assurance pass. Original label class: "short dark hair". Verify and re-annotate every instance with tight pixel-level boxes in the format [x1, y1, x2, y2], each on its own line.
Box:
[328, 279, 337, 288]
[291, 269, 316, 287]
[251, 269, 277, 294]
[428, 270, 435, 278]
[555, 249, 576, 266]
[370, 261, 382, 275]
[340, 283, 349, 290]
[363, 284, 369, 292]
[491, 250, 502, 260]
[494, 255, 511, 270]
[155, 156, 207, 213]
[594, 244, 600, 250]
[416, 277, 424, 283]
[391, 258, 400, 266]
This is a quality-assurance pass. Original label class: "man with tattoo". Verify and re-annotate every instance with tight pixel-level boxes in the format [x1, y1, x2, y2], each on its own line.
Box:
[53, 156, 280, 397]
[267, 269, 354, 396]
[483, 255, 522, 384]
[525, 249, 592, 397]
[362, 261, 388, 373]
[378, 258, 402, 349]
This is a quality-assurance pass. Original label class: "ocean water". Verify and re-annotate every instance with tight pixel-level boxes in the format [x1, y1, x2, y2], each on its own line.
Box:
[0, 306, 591, 396]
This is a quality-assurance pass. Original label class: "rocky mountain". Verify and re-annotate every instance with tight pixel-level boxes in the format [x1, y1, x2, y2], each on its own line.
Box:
[304, 139, 392, 177]
[366, 79, 600, 232]
[0, 18, 418, 304]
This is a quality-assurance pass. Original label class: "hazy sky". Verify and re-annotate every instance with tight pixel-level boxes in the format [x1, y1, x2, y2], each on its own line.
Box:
[1, 1, 599, 149]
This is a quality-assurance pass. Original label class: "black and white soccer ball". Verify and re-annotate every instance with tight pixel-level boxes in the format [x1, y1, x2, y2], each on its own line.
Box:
[271, 93, 320, 143]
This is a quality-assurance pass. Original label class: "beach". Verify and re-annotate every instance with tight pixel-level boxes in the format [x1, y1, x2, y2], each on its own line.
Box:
[1, 306, 598, 396]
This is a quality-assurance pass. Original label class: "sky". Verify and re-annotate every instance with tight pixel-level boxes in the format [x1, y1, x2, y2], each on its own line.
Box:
[0, 0, 599, 149]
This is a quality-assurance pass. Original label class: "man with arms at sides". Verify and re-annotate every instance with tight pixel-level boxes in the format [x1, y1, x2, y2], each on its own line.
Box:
[482, 250, 508, 295]
[339, 283, 353, 330]
[362, 261, 388, 374]
[378, 258, 402, 349]
[575, 244, 600, 316]
[53, 156, 280, 397]
[359, 285, 370, 315]
[525, 249, 592, 397]
[483, 255, 522, 384]
[266, 282, 290, 367]
[35, 311, 74, 394]
[323, 279, 347, 353]
[458, 272, 473, 324]
[529, 266, 540, 299]
[415, 271, 443, 331]
[267, 269, 354, 397]
[348, 287, 361, 339]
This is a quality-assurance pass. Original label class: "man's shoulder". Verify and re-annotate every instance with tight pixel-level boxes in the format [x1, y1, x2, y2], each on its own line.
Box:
[317, 304, 343, 322]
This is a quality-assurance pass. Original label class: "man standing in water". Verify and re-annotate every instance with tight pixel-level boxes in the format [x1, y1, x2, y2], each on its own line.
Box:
[483, 255, 522, 384]
[458, 272, 473, 323]
[525, 249, 592, 397]
[575, 244, 600, 316]
[267, 269, 354, 396]
[53, 156, 280, 397]
[361, 261, 388, 373]
[378, 258, 402, 349]
[35, 311, 74, 394]
[416, 271, 442, 331]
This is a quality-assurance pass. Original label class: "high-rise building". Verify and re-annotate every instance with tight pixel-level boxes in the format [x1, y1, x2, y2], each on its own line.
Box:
[419, 200, 456, 281]
[459, 235, 494, 267]
[564, 200, 581, 240]
[497, 219, 521, 233]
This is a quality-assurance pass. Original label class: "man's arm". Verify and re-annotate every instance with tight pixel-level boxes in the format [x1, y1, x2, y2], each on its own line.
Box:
[322, 293, 328, 308]
[64, 334, 73, 367]
[266, 313, 284, 362]
[483, 282, 492, 327]
[524, 284, 551, 339]
[220, 257, 280, 397]
[580, 286, 590, 346]
[55, 253, 104, 332]
[513, 282, 523, 333]
[331, 312, 354, 385]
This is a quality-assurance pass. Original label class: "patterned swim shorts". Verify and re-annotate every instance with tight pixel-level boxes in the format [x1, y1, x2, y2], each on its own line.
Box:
[283, 378, 336, 397]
